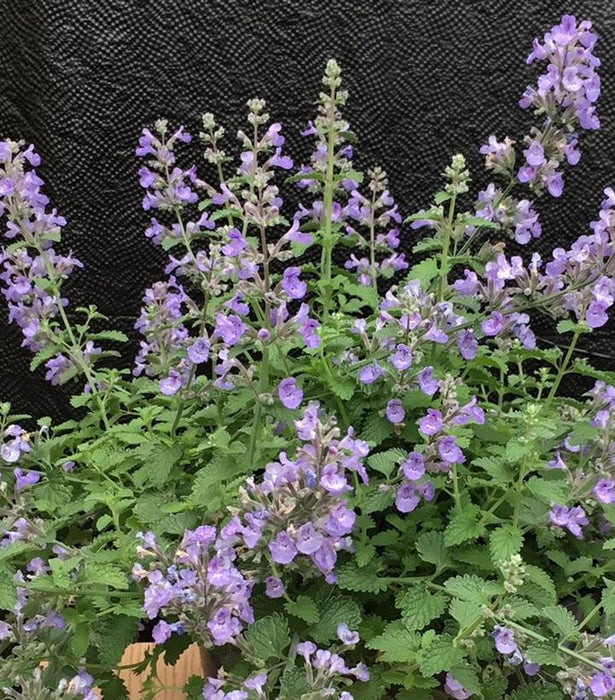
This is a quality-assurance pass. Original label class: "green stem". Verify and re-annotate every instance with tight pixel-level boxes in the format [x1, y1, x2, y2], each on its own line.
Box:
[544, 329, 582, 409]
[438, 193, 457, 301]
[505, 620, 604, 672]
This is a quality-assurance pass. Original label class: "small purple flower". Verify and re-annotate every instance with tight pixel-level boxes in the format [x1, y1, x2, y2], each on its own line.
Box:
[214, 314, 247, 346]
[444, 673, 473, 699]
[187, 337, 210, 364]
[438, 436, 465, 464]
[457, 330, 478, 360]
[401, 452, 425, 481]
[359, 362, 383, 385]
[244, 674, 268, 694]
[385, 399, 405, 424]
[14, 468, 41, 490]
[590, 672, 614, 697]
[160, 370, 183, 396]
[337, 623, 360, 645]
[282, 267, 307, 300]
[265, 576, 285, 598]
[395, 483, 420, 513]
[523, 661, 541, 676]
[268, 531, 297, 564]
[418, 409, 443, 437]
[595, 479, 615, 504]
[295, 522, 324, 555]
[390, 343, 412, 370]
[493, 626, 517, 655]
[587, 300, 609, 328]
[418, 366, 439, 396]
[482, 312, 504, 336]
[277, 377, 303, 410]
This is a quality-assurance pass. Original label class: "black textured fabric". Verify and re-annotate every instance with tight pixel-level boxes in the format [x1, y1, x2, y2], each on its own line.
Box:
[1, 0, 614, 418]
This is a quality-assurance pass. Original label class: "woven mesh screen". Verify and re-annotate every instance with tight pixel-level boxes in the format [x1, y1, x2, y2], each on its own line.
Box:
[0, 0, 614, 418]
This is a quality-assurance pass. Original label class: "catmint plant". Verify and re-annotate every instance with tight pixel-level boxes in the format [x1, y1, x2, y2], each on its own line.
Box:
[2, 12, 615, 700]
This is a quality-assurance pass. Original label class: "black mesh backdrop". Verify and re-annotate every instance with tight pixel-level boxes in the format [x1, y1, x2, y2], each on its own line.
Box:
[1, 0, 614, 419]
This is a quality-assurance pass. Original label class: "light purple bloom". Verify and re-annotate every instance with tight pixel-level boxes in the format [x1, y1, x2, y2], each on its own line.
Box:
[277, 377, 303, 410]
[282, 267, 307, 300]
[268, 531, 297, 564]
[337, 623, 360, 645]
[444, 673, 473, 699]
[187, 337, 210, 364]
[359, 362, 383, 385]
[418, 409, 443, 437]
[493, 626, 517, 655]
[385, 399, 405, 424]
[401, 452, 425, 481]
[265, 576, 285, 598]
[418, 366, 439, 396]
[295, 522, 324, 555]
[390, 343, 412, 370]
[590, 672, 614, 697]
[595, 479, 615, 504]
[160, 370, 183, 396]
[438, 436, 465, 464]
[396, 483, 420, 513]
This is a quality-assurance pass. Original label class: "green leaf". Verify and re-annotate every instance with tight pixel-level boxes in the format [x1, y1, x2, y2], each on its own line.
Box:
[0, 568, 16, 611]
[337, 563, 388, 594]
[556, 319, 580, 335]
[419, 634, 466, 676]
[82, 564, 130, 590]
[133, 443, 183, 489]
[449, 662, 482, 694]
[285, 595, 320, 624]
[397, 586, 447, 631]
[542, 605, 579, 638]
[507, 682, 565, 699]
[526, 477, 567, 505]
[415, 531, 451, 570]
[97, 616, 139, 669]
[602, 586, 615, 614]
[407, 258, 439, 285]
[523, 643, 564, 668]
[99, 677, 129, 699]
[489, 525, 524, 564]
[449, 599, 483, 632]
[366, 621, 421, 662]
[361, 413, 393, 446]
[361, 484, 396, 514]
[367, 448, 405, 478]
[524, 565, 557, 604]
[310, 595, 362, 644]
[444, 574, 501, 604]
[444, 506, 486, 546]
[88, 330, 129, 343]
[244, 613, 290, 661]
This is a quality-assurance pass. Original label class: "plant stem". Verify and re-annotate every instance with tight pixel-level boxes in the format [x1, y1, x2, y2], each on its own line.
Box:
[544, 329, 582, 410]
[438, 193, 456, 301]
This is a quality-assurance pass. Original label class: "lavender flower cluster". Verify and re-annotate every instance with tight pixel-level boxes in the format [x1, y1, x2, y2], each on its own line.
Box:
[202, 623, 368, 699]
[219, 403, 368, 587]
[133, 527, 254, 647]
